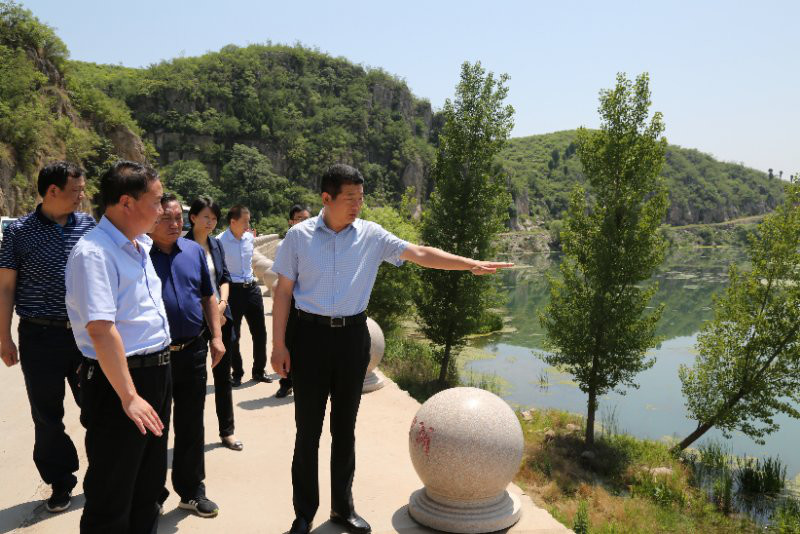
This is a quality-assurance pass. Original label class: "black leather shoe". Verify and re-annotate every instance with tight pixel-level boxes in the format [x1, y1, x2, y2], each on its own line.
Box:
[275, 384, 292, 398]
[289, 516, 312, 534]
[330, 511, 371, 534]
[231, 376, 242, 387]
[252, 373, 273, 383]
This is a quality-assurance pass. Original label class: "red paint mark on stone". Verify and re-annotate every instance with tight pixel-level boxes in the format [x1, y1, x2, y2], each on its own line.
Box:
[414, 420, 434, 455]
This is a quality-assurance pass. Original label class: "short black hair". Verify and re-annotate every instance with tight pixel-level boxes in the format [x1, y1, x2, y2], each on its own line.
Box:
[160, 192, 179, 207]
[289, 204, 310, 219]
[189, 196, 222, 227]
[321, 164, 364, 199]
[99, 161, 159, 207]
[226, 204, 249, 223]
[37, 161, 84, 197]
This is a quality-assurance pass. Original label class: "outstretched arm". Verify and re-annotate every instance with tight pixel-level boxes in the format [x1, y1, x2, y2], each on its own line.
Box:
[399, 244, 512, 275]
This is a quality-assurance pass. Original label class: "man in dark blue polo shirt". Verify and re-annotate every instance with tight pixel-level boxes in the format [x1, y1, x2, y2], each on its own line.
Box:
[0, 162, 95, 513]
[149, 193, 225, 518]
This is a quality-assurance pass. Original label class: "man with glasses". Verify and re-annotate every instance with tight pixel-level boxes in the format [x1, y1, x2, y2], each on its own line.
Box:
[66, 161, 171, 533]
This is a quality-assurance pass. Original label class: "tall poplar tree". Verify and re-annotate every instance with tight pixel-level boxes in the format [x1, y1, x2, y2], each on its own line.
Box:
[540, 73, 668, 446]
[415, 61, 513, 386]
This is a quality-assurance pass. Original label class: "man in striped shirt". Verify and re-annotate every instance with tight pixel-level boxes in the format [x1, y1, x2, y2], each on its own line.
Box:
[0, 162, 95, 513]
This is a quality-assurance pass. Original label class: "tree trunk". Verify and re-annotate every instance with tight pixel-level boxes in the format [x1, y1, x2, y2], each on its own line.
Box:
[438, 341, 452, 386]
[676, 420, 716, 451]
[585, 387, 597, 447]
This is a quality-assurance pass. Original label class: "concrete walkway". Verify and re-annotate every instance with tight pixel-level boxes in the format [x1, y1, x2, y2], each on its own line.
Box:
[0, 296, 570, 533]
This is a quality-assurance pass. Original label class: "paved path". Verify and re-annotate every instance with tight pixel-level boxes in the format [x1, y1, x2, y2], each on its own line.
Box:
[0, 296, 570, 533]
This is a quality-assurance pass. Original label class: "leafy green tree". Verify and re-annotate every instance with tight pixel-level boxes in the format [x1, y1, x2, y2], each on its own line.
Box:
[415, 61, 513, 386]
[219, 143, 290, 219]
[539, 73, 668, 446]
[160, 160, 222, 203]
[362, 195, 420, 330]
[677, 180, 800, 450]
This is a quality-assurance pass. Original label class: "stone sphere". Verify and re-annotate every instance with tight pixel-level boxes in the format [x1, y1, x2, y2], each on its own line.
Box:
[408, 387, 523, 501]
[366, 317, 385, 374]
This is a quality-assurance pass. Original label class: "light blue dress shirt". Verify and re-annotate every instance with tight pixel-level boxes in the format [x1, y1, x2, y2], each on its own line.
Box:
[65, 216, 171, 359]
[217, 228, 255, 283]
[272, 216, 408, 317]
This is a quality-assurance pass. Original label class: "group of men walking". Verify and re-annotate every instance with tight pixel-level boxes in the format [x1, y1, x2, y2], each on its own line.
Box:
[1, 160, 509, 534]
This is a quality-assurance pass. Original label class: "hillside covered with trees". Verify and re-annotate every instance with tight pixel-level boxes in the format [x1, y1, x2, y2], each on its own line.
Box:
[501, 130, 784, 227]
[0, 1, 785, 231]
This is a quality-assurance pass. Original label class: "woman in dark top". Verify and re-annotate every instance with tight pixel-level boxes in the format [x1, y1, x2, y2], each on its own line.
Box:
[185, 196, 243, 451]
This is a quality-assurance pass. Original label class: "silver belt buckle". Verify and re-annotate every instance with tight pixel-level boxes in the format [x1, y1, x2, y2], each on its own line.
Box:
[330, 316, 345, 328]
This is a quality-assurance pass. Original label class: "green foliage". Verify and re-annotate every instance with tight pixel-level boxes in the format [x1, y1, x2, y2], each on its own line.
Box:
[630, 471, 687, 508]
[74, 43, 436, 200]
[735, 457, 787, 495]
[572, 499, 590, 533]
[678, 181, 800, 449]
[219, 143, 292, 219]
[0, 2, 67, 69]
[161, 159, 222, 203]
[415, 61, 513, 385]
[500, 131, 783, 226]
[770, 499, 800, 533]
[361, 202, 420, 330]
[540, 73, 668, 445]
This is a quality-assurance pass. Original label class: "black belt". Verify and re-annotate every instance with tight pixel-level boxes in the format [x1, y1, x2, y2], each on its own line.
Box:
[21, 317, 72, 329]
[169, 332, 205, 352]
[296, 309, 367, 328]
[232, 280, 257, 288]
[84, 348, 170, 370]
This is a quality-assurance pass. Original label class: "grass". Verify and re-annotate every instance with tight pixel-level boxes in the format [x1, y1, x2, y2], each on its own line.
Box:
[380, 330, 504, 403]
[514, 408, 763, 533]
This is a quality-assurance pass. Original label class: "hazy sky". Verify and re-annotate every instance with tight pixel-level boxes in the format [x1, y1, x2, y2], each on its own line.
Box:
[21, 0, 800, 175]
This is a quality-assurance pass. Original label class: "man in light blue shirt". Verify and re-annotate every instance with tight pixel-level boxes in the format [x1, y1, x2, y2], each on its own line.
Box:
[65, 161, 171, 534]
[271, 164, 511, 534]
[218, 205, 270, 385]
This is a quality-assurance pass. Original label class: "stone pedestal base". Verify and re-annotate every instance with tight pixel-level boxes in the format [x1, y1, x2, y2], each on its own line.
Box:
[408, 487, 521, 533]
[362, 369, 385, 393]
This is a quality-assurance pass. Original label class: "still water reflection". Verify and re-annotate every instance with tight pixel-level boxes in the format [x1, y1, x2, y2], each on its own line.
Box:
[467, 248, 800, 482]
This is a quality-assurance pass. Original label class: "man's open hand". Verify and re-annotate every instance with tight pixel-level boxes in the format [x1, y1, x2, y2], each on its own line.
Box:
[469, 261, 514, 275]
[122, 394, 164, 436]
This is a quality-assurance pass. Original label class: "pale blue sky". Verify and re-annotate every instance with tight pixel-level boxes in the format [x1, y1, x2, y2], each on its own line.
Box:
[21, 0, 800, 175]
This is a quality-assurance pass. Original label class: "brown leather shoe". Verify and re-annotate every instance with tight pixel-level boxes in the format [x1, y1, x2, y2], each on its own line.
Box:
[221, 436, 243, 451]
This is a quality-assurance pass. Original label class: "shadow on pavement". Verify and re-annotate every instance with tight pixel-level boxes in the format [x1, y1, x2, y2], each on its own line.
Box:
[0, 493, 85, 534]
[237, 395, 294, 410]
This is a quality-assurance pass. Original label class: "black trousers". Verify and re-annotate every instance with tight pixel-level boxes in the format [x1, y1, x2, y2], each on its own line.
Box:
[229, 283, 267, 379]
[79, 358, 172, 534]
[291, 319, 370, 522]
[18, 320, 83, 492]
[170, 337, 208, 501]
[211, 320, 236, 437]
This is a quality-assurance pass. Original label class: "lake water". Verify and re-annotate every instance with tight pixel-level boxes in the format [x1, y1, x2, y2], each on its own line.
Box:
[466, 247, 800, 483]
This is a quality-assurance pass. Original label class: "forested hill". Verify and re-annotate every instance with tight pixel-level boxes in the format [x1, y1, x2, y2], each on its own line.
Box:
[74, 43, 437, 202]
[501, 131, 784, 227]
[0, 2, 785, 231]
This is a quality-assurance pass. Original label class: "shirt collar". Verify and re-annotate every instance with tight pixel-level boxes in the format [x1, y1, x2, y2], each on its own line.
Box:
[35, 203, 76, 227]
[98, 215, 149, 251]
[314, 214, 359, 235]
[149, 237, 183, 256]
